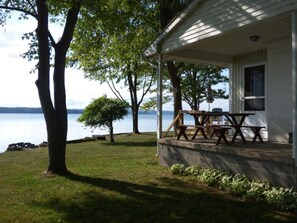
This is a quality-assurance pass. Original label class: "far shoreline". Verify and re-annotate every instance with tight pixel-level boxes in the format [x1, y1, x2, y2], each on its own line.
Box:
[0, 107, 83, 114]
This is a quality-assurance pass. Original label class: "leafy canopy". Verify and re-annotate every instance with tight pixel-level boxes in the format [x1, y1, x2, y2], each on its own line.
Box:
[78, 95, 129, 130]
[180, 64, 229, 110]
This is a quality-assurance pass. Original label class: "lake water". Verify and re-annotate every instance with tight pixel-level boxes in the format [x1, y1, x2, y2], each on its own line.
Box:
[0, 112, 193, 153]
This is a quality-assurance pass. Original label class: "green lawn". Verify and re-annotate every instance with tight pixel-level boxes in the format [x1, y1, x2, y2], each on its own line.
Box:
[0, 133, 296, 223]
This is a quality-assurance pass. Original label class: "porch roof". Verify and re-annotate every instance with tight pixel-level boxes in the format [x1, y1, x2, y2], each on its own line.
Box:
[144, 0, 295, 66]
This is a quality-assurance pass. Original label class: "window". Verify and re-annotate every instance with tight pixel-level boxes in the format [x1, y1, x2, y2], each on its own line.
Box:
[244, 65, 265, 111]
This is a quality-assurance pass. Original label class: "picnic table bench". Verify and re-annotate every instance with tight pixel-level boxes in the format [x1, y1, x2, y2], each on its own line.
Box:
[208, 124, 232, 145]
[242, 126, 265, 143]
[176, 124, 207, 140]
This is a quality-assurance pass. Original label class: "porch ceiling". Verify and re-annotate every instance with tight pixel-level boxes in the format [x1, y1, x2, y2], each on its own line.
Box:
[162, 13, 292, 67]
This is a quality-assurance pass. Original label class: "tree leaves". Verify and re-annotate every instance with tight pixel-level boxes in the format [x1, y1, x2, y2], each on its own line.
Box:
[78, 94, 129, 130]
[180, 65, 229, 110]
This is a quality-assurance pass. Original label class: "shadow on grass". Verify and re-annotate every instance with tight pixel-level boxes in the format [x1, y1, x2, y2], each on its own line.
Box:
[32, 172, 297, 223]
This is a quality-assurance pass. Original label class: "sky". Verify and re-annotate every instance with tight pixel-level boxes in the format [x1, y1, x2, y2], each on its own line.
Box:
[0, 17, 119, 109]
[0, 15, 229, 111]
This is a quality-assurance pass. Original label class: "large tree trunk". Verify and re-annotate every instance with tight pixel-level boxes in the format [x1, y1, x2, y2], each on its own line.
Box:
[167, 62, 183, 127]
[35, 0, 80, 175]
[127, 66, 140, 134]
[159, 0, 184, 133]
[132, 106, 140, 134]
[45, 44, 68, 174]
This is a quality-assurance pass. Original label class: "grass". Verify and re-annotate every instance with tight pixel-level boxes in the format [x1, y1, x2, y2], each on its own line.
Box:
[0, 132, 296, 223]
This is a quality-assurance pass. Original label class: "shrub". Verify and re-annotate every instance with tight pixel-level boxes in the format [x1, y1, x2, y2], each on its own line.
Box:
[198, 168, 222, 187]
[263, 187, 297, 211]
[244, 179, 270, 201]
[185, 165, 202, 176]
[170, 164, 187, 175]
[218, 173, 233, 190]
[228, 174, 250, 195]
[169, 163, 297, 211]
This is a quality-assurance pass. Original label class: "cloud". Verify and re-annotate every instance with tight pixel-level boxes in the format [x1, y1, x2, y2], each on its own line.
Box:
[0, 17, 110, 108]
[0, 17, 229, 111]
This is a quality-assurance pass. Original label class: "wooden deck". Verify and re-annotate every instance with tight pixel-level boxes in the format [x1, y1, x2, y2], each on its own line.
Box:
[158, 136, 297, 189]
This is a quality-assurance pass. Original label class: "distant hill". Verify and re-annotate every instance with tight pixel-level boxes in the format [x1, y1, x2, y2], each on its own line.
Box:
[0, 107, 83, 114]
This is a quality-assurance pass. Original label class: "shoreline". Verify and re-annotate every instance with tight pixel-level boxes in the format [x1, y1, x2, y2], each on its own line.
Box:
[2, 132, 157, 153]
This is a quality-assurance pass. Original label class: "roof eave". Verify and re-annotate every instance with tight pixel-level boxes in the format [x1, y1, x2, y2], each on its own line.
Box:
[144, 0, 206, 58]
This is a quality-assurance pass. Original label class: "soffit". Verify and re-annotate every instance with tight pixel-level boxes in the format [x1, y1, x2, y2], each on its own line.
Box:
[162, 13, 291, 66]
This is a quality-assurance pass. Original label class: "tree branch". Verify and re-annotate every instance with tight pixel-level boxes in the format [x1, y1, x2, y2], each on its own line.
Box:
[106, 78, 127, 103]
[48, 30, 56, 47]
[26, 0, 37, 16]
[138, 72, 154, 106]
[0, 5, 37, 19]
[55, 0, 81, 52]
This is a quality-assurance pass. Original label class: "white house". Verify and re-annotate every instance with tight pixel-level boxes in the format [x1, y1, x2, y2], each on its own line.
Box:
[144, 0, 297, 187]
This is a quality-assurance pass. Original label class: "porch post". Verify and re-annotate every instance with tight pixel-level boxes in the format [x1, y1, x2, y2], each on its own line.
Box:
[292, 10, 297, 166]
[228, 65, 233, 112]
[157, 53, 163, 140]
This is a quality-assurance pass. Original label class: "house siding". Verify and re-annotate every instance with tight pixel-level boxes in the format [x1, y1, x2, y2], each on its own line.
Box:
[162, 0, 297, 53]
[267, 38, 292, 142]
[230, 38, 292, 142]
[230, 51, 268, 139]
[231, 50, 267, 112]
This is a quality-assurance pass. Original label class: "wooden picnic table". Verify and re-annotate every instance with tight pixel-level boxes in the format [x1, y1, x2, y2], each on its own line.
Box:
[180, 110, 256, 144]
[164, 110, 260, 145]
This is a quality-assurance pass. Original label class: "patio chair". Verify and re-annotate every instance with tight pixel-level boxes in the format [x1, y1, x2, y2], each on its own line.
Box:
[211, 108, 223, 124]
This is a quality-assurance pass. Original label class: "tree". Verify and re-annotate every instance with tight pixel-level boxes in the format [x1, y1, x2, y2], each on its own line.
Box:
[181, 64, 228, 111]
[70, 0, 157, 134]
[78, 95, 129, 143]
[158, 0, 193, 121]
[0, 0, 83, 174]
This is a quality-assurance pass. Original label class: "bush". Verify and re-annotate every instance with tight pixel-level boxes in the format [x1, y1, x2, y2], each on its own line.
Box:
[228, 174, 250, 196]
[170, 164, 187, 175]
[185, 165, 202, 176]
[218, 173, 233, 190]
[264, 187, 297, 211]
[244, 179, 270, 201]
[169, 163, 297, 211]
[198, 169, 223, 187]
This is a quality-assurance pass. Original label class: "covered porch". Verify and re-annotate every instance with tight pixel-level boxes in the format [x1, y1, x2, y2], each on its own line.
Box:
[144, 0, 297, 188]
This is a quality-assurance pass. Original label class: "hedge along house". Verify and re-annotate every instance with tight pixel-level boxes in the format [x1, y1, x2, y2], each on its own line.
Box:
[144, 0, 297, 188]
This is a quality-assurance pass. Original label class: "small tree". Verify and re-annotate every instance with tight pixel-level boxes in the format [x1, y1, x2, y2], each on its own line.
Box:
[181, 64, 229, 111]
[78, 95, 129, 143]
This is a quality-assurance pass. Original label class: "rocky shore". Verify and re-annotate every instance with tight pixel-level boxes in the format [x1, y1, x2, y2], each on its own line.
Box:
[7, 142, 39, 151]
[6, 136, 105, 152]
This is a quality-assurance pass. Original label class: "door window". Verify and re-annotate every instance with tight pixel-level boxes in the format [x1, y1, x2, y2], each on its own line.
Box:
[244, 65, 265, 111]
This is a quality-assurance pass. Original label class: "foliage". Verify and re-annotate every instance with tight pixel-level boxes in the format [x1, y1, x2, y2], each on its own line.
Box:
[70, 0, 158, 133]
[141, 64, 229, 111]
[218, 172, 233, 190]
[180, 64, 229, 110]
[245, 179, 271, 201]
[185, 165, 202, 176]
[170, 163, 186, 175]
[228, 174, 250, 195]
[78, 95, 129, 142]
[170, 163, 297, 212]
[264, 187, 297, 211]
[198, 168, 223, 187]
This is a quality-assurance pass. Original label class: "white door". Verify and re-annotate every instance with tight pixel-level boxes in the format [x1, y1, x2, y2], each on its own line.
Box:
[242, 64, 267, 138]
